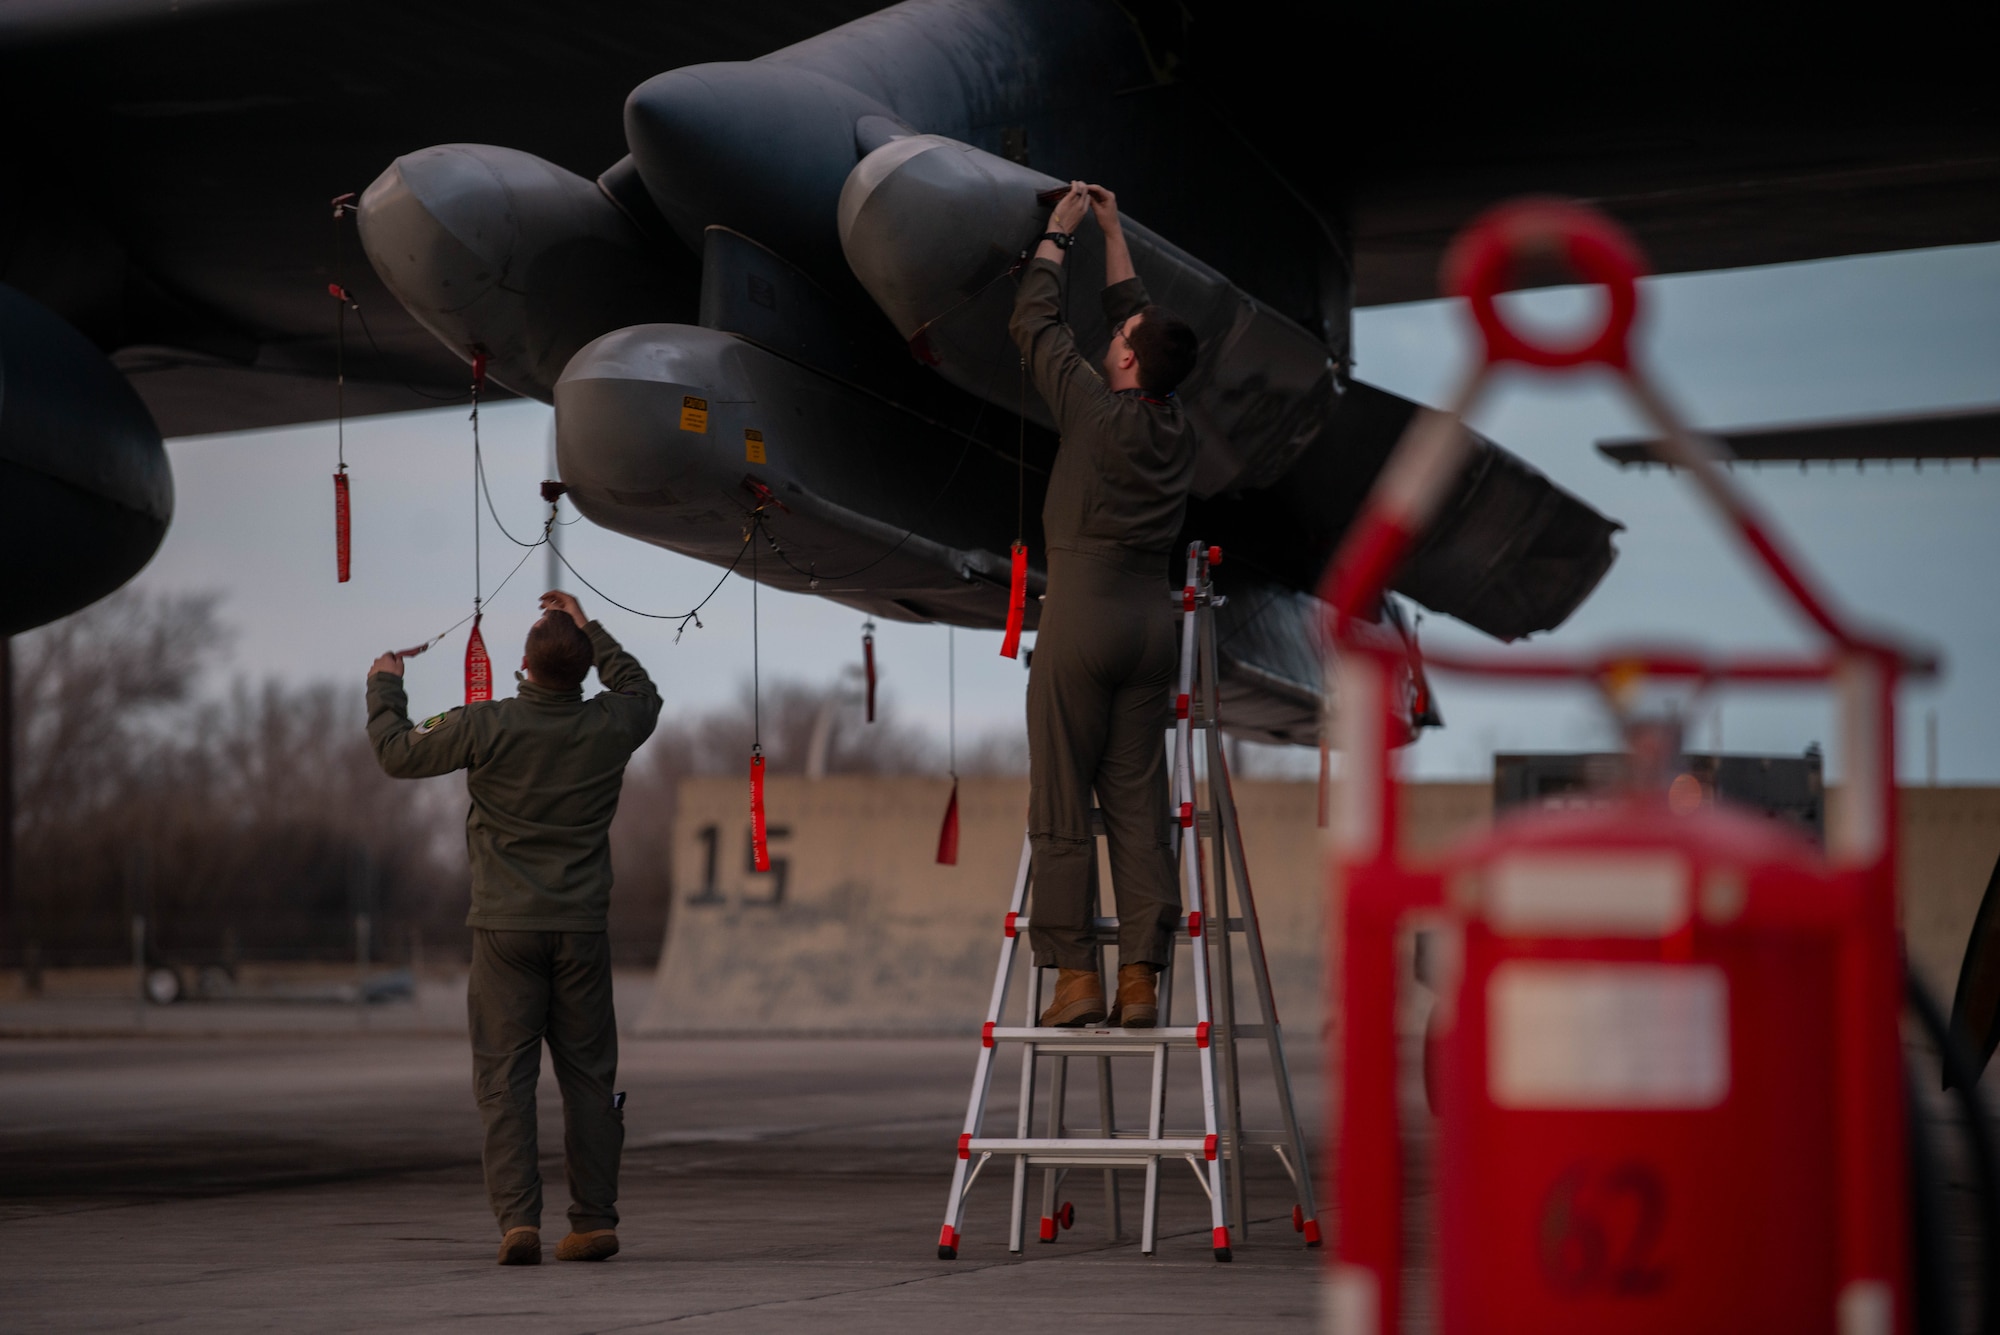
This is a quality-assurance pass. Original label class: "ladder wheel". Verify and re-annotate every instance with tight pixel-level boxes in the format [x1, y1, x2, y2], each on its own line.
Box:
[1292, 1204, 1305, 1233]
[1057, 1201, 1075, 1231]
[938, 1244, 957, 1260]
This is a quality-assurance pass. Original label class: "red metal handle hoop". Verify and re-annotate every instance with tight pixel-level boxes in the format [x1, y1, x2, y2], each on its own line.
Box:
[1441, 197, 1646, 370]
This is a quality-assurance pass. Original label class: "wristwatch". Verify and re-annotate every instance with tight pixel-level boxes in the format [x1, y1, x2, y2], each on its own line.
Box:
[1040, 230, 1077, 250]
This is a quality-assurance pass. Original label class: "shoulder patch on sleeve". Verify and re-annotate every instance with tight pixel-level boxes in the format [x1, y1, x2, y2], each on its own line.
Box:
[414, 709, 459, 736]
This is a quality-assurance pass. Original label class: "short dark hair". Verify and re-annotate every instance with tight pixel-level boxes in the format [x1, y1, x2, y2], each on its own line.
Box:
[524, 614, 594, 689]
[1127, 305, 1198, 394]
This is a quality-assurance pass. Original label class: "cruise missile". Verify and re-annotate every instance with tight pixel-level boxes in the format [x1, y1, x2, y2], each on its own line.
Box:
[838, 132, 1338, 497]
[554, 228, 1041, 630]
[357, 145, 696, 401]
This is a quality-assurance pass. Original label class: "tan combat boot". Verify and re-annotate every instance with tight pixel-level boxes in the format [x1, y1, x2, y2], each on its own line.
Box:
[497, 1225, 541, 1265]
[1109, 963, 1159, 1028]
[557, 1229, 620, 1262]
[1038, 967, 1106, 1027]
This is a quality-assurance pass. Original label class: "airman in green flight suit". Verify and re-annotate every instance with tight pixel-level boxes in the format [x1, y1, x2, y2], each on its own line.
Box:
[1010, 183, 1201, 1030]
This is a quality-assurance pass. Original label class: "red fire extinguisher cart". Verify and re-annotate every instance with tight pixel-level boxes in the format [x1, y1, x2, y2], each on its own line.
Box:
[1322, 200, 1935, 1334]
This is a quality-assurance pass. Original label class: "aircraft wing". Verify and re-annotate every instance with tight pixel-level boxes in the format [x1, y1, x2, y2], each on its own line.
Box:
[1598, 405, 2000, 468]
[3, 0, 1996, 438]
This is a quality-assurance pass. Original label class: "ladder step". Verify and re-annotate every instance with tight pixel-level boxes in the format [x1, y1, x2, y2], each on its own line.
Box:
[1008, 915, 1247, 936]
[990, 1023, 1274, 1050]
[967, 1136, 1211, 1159]
[992, 1025, 1200, 1049]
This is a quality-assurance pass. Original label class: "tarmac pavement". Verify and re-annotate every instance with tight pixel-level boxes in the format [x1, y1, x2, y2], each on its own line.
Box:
[0, 1009, 1326, 1332]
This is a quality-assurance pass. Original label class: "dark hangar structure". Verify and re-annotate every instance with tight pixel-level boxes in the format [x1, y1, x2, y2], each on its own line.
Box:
[2, 0, 1996, 740]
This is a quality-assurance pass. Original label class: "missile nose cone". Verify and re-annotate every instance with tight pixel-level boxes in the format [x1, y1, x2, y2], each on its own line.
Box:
[838, 135, 1038, 342]
[359, 144, 695, 402]
[624, 63, 900, 274]
[359, 144, 525, 312]
[554, 323, 745, 532]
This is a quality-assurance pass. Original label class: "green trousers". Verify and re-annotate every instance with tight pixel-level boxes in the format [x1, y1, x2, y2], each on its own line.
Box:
[467, 929, 623, 1234]
[1026, 548, 1181, 973]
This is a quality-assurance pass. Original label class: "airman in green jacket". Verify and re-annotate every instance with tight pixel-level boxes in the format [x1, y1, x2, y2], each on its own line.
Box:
[367, 590, 660, 1266]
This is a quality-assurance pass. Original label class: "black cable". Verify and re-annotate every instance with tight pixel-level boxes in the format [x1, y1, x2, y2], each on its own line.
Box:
[348, 302, 474, 402]
[1016, 353, 1026, 544]
[549, 531, 750, 635]
[758, 515, 919, 586]
[475, 443, 542, 548]
[464, 423, 751, 634]
[471, 389, 482, 616]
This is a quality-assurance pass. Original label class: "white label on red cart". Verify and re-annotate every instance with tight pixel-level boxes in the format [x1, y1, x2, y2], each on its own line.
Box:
[1487, 852, 1689, 936]
[1489, 962, 1729, 1109]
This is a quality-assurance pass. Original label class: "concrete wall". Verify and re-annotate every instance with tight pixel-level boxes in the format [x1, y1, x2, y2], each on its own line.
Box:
[638, 776, 1999, 1035]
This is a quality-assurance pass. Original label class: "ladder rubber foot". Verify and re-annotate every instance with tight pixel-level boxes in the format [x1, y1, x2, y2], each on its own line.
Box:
[1213, 1247, 1233, 1262]
[1212, 1226, 1232, 1262]
[938, 1245, 957, 1260]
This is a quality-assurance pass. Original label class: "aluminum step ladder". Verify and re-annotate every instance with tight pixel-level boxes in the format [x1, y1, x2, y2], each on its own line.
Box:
[936, 542, 1322, 1263]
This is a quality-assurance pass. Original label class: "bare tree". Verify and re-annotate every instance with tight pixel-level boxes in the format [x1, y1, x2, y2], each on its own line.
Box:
[13, 593, 1027, 969]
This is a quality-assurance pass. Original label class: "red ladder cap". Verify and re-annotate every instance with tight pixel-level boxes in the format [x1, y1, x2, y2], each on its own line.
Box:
[1004, 911, 1018, 938]
[1203, 1133, 1218, 1161]
[938, 1224, 957, 1247]
[1038, 1216, 1056, 1242]
[981, 1021, 995, 1049]
[1183, 586, 1196, 611]
[1196, 1021, 1211, 1048]
[1186, 911, 1203, 937]
[1180, 801, 1194, 828]
[1303, 1218, 1323, 1246]
[957, 1133, 972, 1160]
[1176, 693, 1190, 719]
[1207, 545, 1223, 567]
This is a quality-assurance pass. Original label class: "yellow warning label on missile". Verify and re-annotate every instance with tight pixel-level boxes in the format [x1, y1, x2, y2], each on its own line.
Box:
[744, 429, 766, 464]
[679, 395, 709, 433]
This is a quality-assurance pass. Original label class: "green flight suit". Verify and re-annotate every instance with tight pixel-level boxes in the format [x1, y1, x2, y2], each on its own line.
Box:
[367, 619, 661, 1235]
[1010, 257, 1198, 973]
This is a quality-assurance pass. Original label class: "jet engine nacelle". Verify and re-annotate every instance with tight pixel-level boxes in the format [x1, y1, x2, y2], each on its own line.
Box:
[357, 144, 696, 402]
[0, 284, 171, 634]
[837, 133, 1338, 499]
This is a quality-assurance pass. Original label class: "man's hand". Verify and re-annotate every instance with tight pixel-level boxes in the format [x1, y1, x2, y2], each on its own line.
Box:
[1047, 181, 1088, 235]
[1035, 182, 1089, 264]
[1086, 184, 1120, 232]
[1088, 184, 1136, 286]
[371, 652, 405, 678]
[540, 590, 588, 629]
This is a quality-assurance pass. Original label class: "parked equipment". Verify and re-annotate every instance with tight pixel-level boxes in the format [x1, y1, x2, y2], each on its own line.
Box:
[1324, 200, 1934, 1333]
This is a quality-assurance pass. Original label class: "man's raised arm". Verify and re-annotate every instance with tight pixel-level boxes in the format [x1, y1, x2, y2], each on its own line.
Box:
[542, 590, 662, 746]
[1009, 182, 1103, 430]
[585, 622, 661, 745]
[1088, 186, 1150, 329]
[366, 653, 477, 779]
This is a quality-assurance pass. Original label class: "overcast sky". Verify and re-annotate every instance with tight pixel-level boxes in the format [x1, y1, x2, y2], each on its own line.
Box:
[130, 240, 2000, 782]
